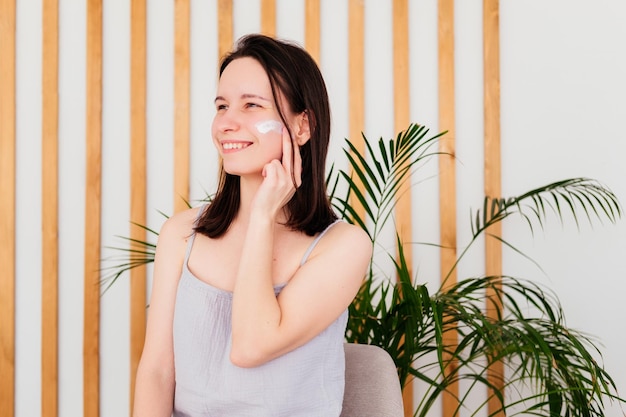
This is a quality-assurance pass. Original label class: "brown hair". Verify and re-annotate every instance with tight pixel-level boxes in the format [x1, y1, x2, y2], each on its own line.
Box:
[195, 34, 337, 237]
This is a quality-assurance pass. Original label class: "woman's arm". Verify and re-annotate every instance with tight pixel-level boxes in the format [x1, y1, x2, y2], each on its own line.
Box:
[230, 219, 371, 368]
[230, 132, 372, 367]
[132, 209, 196, 416]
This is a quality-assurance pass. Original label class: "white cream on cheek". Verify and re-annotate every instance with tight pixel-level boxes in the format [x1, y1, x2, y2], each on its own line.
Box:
[255, 119, 283, 134]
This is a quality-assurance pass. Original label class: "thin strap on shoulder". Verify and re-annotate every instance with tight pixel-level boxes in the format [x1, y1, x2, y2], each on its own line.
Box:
[184, 204, 208, 263]
[299, 219, 342, 266]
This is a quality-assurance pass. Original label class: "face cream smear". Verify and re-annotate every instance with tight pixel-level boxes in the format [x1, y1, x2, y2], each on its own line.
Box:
[255, 120, 283, 134]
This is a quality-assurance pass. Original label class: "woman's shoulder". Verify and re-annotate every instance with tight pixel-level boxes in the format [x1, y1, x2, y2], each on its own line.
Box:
[298, 220, 371, 290]
[329, 219, 369, 238]
[320, 220, 372, 259]
[158, 206, 205, 242]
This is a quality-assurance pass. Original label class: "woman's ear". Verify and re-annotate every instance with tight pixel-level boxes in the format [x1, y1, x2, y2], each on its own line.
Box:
[294, 110, 311, 146]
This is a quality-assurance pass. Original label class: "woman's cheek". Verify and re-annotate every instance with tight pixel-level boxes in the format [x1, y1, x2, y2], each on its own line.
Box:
[210, 122, 220, 151]
[266, 139, 283, 162]
[254, 119, 283, 135]
[254, 119, 284, 160]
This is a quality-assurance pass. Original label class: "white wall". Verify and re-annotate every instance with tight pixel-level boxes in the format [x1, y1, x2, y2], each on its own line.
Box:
[500, 1, 626, 415]
[12, 0, 626, 416]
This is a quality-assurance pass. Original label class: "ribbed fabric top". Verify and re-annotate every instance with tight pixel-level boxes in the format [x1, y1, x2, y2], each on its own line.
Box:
[172, 218, 347, 417]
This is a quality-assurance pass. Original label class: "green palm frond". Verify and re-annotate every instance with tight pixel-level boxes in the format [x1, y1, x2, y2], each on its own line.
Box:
[437, 178, 624, 285]
[100, 221, 159, 293]
[471, 178, 622, 238]
[331, 123, 445, 241]
[352, 246, 623, 416]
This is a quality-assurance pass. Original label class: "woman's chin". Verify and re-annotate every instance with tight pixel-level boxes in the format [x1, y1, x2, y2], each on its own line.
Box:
[223, 165, 263, 178]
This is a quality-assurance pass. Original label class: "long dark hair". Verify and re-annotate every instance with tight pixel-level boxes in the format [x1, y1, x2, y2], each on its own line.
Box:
[195, 34, 337, 237]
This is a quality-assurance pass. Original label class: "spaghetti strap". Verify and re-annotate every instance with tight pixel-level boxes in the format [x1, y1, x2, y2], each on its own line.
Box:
[184, 205, 208, 264]
[185, 208, 340, 266]
[299, 219, 342, 266]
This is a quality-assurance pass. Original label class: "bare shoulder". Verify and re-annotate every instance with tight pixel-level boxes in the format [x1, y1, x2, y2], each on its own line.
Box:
[328, 221, 370, 244]
[154, 207, 204, 260]
[158, 207, 202, 241]
[315, 221, 372, 265]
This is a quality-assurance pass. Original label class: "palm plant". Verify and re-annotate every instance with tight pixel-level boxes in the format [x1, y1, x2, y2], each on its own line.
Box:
[103, 123, 624, 416]
[335, 124, 624, 416]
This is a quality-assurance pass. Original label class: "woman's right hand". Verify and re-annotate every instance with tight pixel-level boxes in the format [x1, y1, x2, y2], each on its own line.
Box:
[251, 128, 301, 221]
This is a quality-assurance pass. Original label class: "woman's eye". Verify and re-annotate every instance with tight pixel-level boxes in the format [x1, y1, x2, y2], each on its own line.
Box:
[245, 102, 261, 109]
[216, 104, 228, 111]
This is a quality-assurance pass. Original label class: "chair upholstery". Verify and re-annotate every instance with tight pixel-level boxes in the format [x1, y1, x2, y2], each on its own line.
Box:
[340, 343, 404, 417]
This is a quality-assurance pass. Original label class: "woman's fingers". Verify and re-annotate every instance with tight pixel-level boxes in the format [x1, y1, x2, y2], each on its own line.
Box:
[280, 127, 302, 188]
[256, 159, 293, 215]
[293, 142, 302, 188]
[281, 127, 292, 174]
[254, 128, 302, 217]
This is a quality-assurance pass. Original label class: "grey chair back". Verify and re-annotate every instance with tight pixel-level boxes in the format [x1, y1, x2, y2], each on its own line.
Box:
[340, 343, 404, 417]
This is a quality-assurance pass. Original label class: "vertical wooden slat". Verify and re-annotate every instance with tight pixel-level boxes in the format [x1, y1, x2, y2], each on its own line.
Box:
[217, 0, 233, 60]
[392, 2, 411, 265]
[393, 0, 410, 137]
[260, 0, 275, 37]
[484, 0, 504, 415]
[0, 0, 16, 415]
[438, 0, 458, 415]
[438, 0, 456, 287]
[174, 0, 190, 213]
[84, 0, 103, 415]
[392, 1, 414, 415]
[348, 0, 365, 221]
[304, 0, 320, 63]
[129, 0, 147, 412]
[42, 0, 59, 416]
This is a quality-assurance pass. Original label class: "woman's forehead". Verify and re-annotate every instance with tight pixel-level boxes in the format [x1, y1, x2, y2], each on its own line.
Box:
[220, 58, 268, 84]
[218, 58, 272, 95]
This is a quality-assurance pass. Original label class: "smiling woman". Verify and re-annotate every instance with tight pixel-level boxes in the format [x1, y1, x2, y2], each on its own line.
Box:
[131, 34, 372, 417]
[212, 57, 286, 171]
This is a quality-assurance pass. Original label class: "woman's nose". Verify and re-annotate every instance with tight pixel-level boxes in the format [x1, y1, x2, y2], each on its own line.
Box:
[214, 109, 240, 132]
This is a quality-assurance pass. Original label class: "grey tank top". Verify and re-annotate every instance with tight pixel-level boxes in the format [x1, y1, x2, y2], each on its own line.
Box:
[172, 216, 347, 417]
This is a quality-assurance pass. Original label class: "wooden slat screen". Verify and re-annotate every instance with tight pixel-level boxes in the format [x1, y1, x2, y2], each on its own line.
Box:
[260, 0, 276, 37]
[217, 0, 233, 60]
[129, 0, 147, 412]
[392, 1, 414, 414]
[304, 0, 320, 63]
[438, 0, 459, 414]
[483, 0, 504, 415]
[348, 0, 365, 221]
[174, 0, 191, 213]
[0, 0, 16, 415]
[83, 1, 103, 415]
[4, 2, 511, 416]
[42, 0, 59, 416]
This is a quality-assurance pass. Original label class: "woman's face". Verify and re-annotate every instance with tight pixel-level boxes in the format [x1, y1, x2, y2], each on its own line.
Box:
[212, 57, 292, 177]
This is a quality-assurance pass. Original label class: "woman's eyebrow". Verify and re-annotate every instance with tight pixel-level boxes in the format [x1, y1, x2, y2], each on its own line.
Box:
[241, 93, 271, 102]
[214, 93, 271, 103]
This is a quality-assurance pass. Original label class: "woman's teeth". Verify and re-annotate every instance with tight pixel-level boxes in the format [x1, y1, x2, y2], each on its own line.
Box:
[223, 142, 250, 150]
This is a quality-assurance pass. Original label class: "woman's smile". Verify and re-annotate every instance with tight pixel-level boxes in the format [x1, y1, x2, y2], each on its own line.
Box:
[221, 140, 253, 152]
